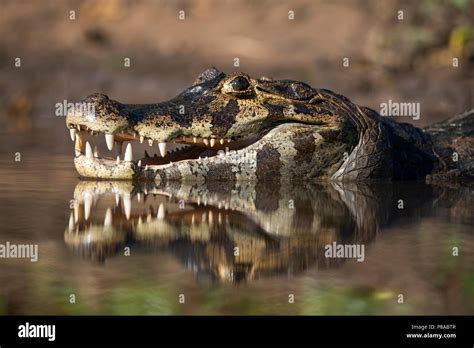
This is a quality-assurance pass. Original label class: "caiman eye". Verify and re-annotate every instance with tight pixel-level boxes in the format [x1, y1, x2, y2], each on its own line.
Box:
[229, 76, 250, 91]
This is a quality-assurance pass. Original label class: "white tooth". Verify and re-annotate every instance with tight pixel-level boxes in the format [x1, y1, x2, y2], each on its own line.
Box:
[208, 211, 213, 225]
[69, 129, 76, 141]
[220, 138, 224, 145]
[85, 141, 93, 159]
[124, 143, 133, 162]
[227, 139, 231, 143]
[203, 138, 209, 146]
[157, 203, 165, 220]
[193, 137, 197, 143]
[93, 146, 99, 158]
[140, 136, 144, 144]
[218, 213, 222, 225]
[74, 134, 83, 156]
[77, 125, 81, 131]
[137, 193, 141, 203]
[145, 165, 148, 170]
[198, 156, 202, 161]
[197, 197, 201, 206]
[116, 156, 120, 165]
[191, 214, 195, 225]
[201, 213, 206, 222]
[147, 213, 152, 222]
[84, 194, 92, 221]
[138, 160, 142, 167]
[115, 193, 120, 206]
[158, 142, 167, 157]
[123, 194, 131, 220]
[138, 216, 143, 225]
[148, 139, 153, 146]
[74, 203, 79, 223]
[104, 208, 112, 227]
[68, 213, 74, 230]
[210, 138, 216, 147]
[105, 134, 114, 151]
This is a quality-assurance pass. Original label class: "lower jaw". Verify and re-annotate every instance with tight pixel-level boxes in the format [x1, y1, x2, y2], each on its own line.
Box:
[74, 156, 175, 180]
[74, 156, 137, 180]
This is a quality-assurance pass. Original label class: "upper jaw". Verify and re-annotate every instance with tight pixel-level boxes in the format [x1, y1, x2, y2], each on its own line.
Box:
[67, 117, 263, 180]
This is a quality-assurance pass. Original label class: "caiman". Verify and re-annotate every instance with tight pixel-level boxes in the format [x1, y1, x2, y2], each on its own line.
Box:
[65, 68, 474, 182]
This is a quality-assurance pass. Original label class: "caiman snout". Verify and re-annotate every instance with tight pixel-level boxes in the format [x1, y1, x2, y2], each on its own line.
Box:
[66, 93, 133, 135]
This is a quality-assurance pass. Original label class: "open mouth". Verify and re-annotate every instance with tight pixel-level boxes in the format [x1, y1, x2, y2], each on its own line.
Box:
[66, 124, 265, 179]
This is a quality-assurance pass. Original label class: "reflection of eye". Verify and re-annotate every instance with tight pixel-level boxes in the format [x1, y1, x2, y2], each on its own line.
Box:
[229, 76, 250, 91]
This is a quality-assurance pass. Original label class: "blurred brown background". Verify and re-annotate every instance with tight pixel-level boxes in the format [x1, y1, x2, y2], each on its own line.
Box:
[1, 0, 473, 154]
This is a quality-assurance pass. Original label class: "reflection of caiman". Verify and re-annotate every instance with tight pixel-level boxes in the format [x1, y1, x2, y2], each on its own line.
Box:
[64, 180, 473, 284]
[65, 68, 474, 181]
[65, 181, 375, 283]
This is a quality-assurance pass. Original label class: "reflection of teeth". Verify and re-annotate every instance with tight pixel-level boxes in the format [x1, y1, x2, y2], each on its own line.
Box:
[115, 193, 120, 206]
[124, 143, 133, 162]
[148, 139, 153, 146]
[193, 137, 197, 143]
[147, 213, 152, 222]
[140, 136, 144, 144]
[158, 143, 167, 157]
[104, 208, 112, 227]
[123, 194, 131, 220]
[220, 139, 224, 145]
[84, 194, 92, 221]
[137, 193, 141, 203]
[191, 214, 195, 224]
[138, 216, 143, 225]
[85, 141, 93, 159]
[69, 129, 76, 141]
[157, 203, 165, 220]
[105, 134, 114, 151]
[208, 211, 213, 225]
[210, 138, 215, 147]
[138, 160, 142, 167]
[218, 212, 222, 225]
[203, 138, 209, 146]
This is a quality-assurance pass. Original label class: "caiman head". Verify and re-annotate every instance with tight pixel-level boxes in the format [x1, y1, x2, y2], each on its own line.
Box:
[66, 67, 434, 181]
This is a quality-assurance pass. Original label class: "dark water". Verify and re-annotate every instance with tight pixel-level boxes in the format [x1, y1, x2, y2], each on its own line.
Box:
[0, 153, 473, 315]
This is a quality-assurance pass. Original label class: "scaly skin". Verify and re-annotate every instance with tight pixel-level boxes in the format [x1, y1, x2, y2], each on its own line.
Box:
[66, 68, 474, 181]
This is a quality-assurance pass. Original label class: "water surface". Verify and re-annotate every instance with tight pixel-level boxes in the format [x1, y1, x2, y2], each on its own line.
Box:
[0, 153, 473, 315]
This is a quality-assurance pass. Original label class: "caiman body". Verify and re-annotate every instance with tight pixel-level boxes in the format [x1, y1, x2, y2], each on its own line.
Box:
[66, 68, 473, 182]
